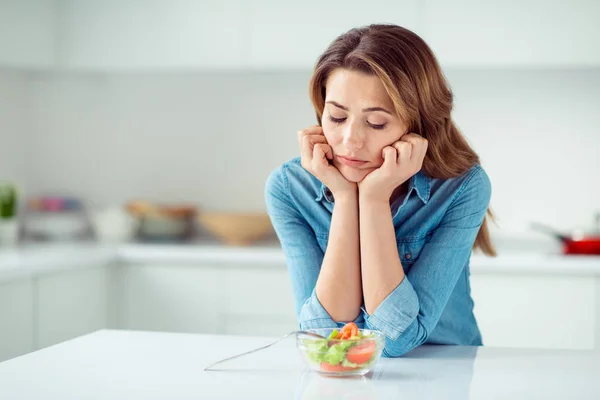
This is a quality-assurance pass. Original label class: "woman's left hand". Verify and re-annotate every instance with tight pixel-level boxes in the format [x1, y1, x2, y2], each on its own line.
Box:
[358, 133, 428, 203]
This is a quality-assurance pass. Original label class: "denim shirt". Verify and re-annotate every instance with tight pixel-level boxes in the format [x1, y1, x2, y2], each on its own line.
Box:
[264, 156, 491, 357]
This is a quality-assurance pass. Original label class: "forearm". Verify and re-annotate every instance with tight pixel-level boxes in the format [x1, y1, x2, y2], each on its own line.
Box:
[359, 197, 406, 315]
[315, 190, 362, 322]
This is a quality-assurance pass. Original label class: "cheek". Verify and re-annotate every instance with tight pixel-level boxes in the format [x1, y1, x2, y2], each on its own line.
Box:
[323, 128, 341, 146]
[369, 132, 403, 164]
[365, 138, 388, 166]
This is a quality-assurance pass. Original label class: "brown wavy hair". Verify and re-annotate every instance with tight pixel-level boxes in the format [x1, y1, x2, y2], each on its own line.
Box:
[309, 24, 496, 256]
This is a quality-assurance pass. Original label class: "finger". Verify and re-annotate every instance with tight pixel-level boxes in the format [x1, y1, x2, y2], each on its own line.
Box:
[300, 135, 313, 161]
[401, 132, 422, 142]
[394, 141, 412, 165]
[381, 146, 397, 168]
[323, 143, 333, 160]
[297, 126, 324, 144]
[313, 142, 333, 162]
[418, 137, 429, 160]
[417, 139, 428, 162]
[312, 143, 331, 167]
[301, 135, 327, 161]
[401, 133, 427, 161]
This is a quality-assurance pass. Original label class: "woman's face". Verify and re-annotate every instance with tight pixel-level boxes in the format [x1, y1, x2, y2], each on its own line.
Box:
[322, 68, 408, 183]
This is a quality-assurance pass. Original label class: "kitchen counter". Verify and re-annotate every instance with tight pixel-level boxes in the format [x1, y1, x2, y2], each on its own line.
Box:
[1, 242, 600, 283]
[0, 329, 598, 399]
[0, 243, 115, 282]
[119, 243, 600, 275]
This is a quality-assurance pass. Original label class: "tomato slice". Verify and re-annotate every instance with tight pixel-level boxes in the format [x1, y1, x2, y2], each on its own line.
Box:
[336, 322, 359, 339]
[320, 362, 360, 372]
[346, 340, 376, 365]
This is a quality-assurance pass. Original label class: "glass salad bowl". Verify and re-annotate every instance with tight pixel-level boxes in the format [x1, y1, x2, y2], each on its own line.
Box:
[296, 323, 386, 376]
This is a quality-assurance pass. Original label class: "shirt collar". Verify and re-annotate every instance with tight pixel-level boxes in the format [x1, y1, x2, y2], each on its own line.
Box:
[316, 171, 431, 205]
[410, 170, 431, 204]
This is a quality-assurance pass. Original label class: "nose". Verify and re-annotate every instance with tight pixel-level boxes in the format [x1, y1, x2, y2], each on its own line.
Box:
[342, 123, 364, 151]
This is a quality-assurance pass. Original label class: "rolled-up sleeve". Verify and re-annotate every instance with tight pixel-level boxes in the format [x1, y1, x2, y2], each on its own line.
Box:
[363, 276, 419, 339]
[364, 167, 492, 357]
[265, 166, 364, 330]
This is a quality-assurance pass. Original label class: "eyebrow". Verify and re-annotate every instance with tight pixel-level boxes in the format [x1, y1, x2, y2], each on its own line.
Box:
[326, 101, 393, 115]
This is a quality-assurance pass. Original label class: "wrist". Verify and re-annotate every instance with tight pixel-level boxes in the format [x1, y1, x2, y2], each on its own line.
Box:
[331, 186, 358, 203]
[359, 191, 391, 206]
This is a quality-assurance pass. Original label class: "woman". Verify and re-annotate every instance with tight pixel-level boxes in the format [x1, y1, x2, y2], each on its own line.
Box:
[265, 24, 495, 357]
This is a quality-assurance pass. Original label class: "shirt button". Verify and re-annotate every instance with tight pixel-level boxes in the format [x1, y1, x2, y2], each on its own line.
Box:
[405, 253, 412, 260]
[324, 188, 334, 201]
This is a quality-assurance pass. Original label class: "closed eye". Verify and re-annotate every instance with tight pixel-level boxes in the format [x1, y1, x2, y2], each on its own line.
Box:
[328, 116, 346, 124]
[328, 115, 387, 130]
[368, 122, 386, 130]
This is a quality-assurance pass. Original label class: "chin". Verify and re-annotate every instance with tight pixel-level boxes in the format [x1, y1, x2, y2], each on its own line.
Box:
[338, 165, 371, 183]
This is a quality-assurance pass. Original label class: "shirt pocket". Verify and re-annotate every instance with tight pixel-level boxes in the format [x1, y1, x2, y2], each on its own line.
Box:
[397, 235, 428, 266]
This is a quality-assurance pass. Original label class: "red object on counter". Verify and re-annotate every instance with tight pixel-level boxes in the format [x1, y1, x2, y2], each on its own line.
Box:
[562, 238, 600, 255]
[531, 222, 600, 256]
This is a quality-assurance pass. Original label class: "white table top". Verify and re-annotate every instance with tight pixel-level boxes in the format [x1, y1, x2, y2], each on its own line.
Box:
[0, 329, 598, 399]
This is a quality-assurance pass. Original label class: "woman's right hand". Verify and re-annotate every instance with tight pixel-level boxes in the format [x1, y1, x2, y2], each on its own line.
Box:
[297, 125, 357, 198]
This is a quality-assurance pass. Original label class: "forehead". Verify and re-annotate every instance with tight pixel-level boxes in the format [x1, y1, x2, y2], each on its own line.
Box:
[324, 68, 394, 110]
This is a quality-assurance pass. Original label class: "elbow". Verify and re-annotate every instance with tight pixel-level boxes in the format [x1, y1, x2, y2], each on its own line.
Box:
[381, 320, 430, 358]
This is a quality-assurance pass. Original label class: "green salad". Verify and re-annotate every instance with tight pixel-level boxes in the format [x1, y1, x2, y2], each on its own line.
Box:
[303, 324, 377, 370]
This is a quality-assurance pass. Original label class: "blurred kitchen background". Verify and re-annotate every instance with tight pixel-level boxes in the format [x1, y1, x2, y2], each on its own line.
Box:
[1, 0, 599, 363]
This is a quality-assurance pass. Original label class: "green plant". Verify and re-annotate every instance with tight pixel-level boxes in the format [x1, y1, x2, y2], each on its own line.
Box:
[0, 184, 18, 219]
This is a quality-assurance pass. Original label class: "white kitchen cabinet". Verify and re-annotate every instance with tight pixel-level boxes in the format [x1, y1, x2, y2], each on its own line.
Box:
[246, 0, 420, 69]
[0, 279, 34, 362]
[118, 263, 298, 337]
[222, 266, 295, 318]
[119, 264, 223, 334]
[470, 274, 596, 350]
[0, 0, 57, 68]
[222, 266, 298, 336]
[59, 0, 246, 70]
[35, 266, 109, 349]
[222, 315, 298, 337]
[422, 0, 600, 68]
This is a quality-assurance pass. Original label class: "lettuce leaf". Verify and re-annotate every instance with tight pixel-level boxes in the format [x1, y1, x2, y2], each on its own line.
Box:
[304, 337, 357, 365]
[304, 338, 329, 363]
[322, 341, 354, 365]
[341, 358, 360, 368]
[303, 329, 376, 366]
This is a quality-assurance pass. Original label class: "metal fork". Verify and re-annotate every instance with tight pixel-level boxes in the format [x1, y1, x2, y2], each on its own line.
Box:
[203, 330, 325, 371]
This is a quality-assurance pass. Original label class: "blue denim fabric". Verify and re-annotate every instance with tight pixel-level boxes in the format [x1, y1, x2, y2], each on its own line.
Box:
[265, 156, 491, 357]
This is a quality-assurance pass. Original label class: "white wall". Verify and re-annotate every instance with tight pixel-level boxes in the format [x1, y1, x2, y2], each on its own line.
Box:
[16, 68, 600, 235]
[0, 70, 29, 186]
[449, 68, 600, 234]
[26, 71, 311, 212]
[0, 0, 57, 68]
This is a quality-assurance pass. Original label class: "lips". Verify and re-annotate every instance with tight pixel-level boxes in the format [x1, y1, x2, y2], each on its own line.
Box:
[340, 156, 364, 162]
[337, 155, 368, 167]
